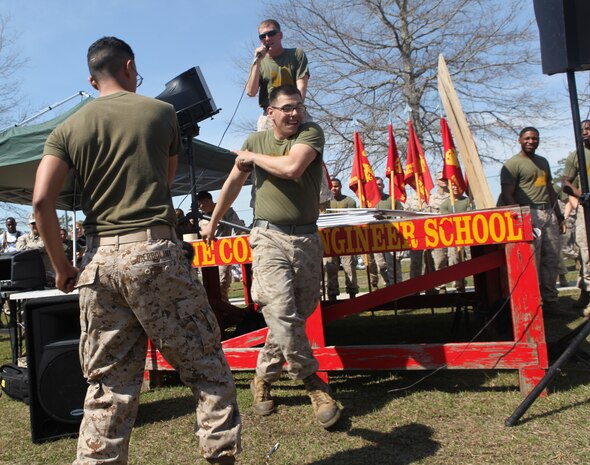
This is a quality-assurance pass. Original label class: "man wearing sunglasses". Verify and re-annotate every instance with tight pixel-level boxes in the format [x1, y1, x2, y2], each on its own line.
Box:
[246, 19, 310, 132]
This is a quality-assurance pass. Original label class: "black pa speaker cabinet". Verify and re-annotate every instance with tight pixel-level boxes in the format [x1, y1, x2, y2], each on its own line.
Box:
[156, 66, 220, 133]
[24, 294, 86, 443]
[534, 0, 590, 75]
[0, 249, 45, 291]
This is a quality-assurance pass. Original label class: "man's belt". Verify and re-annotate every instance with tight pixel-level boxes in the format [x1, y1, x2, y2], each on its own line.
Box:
[87, 225, 176, 247]
[529, 203, 550, 210]
[253, 219, 317, 235]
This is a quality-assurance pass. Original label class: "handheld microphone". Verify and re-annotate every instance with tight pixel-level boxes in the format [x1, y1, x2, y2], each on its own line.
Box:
[254, 44, 270, 62]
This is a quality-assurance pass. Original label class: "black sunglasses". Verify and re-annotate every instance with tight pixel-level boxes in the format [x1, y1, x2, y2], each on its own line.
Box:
[259, 30, 278, 40]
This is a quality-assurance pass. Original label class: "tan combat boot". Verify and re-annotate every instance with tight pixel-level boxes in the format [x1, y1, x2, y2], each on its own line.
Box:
[250, 376, 275, 416]
[303, 374, 342, 428]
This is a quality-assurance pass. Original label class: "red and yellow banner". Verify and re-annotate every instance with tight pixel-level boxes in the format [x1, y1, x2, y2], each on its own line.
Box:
[441, 116, 467, 195]
[385, 123, 406, 203]
[349, 131, 381, 207]
[191, 209, 532, 267]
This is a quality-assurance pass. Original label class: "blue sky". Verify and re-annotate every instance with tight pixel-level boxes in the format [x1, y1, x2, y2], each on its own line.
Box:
[0, 0, 583, 226]
[2, 0, 272, 224]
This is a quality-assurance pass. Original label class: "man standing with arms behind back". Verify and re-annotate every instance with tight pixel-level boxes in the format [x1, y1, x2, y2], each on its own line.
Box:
[501, 127, 565, 314]
[324, 177, 359, 300]
[32, 37, 240, 465]
[202, 84, 342, 429]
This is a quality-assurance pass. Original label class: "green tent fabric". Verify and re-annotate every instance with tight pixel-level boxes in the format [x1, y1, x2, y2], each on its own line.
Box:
[0, 96, 243, 210]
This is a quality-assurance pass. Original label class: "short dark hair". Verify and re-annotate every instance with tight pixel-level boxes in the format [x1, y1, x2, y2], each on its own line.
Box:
[196, 190, 213, 201]
[330, 177, 341, 185]
[259, 19, 281, 32]
[5, 217, 15, 224]
[269, 84, 302, 106]
[519, 126, 539, 137]
[87, 36, 135, 80]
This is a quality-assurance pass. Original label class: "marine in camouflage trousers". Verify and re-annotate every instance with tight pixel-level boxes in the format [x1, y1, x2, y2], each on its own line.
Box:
[74, 232, 241, 464]
[323, 254, 359, 297]
[531, 208, 560, 305]
[249, 227, 322, 382]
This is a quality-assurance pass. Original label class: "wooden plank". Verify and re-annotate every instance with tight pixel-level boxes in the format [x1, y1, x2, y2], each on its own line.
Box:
[216, 342, 545, 371]
[437, 54, 495, 208]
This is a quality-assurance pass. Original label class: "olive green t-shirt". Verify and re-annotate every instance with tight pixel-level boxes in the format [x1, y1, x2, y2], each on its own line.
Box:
[500, 152, 553, 205]
[563, 147, 590, 186]
[440, 196, 471, 214]
[258, 48, 309, 108]
[242, 122, 324, 225]
[44, 92, 183, 235]
[375, 194, 402, 210]
[329, 194, 357, 209]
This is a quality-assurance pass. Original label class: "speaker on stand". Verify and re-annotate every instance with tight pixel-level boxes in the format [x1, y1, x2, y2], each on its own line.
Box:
[24, 294, 87, 443]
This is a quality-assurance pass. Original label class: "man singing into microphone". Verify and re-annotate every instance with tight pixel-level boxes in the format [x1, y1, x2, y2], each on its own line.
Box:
[246, 19, 310, 131]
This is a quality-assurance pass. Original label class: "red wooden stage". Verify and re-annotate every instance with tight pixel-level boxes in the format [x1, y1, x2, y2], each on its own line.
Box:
[145, 206, 548, 396]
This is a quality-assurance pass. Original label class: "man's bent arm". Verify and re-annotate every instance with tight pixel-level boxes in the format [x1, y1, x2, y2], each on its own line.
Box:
[500, 184, 517, 206]
[235, 143, 317, 180]
[33, 155, 78, 292]
[296, 75, 309, 102]
[246, 62, 262, 98]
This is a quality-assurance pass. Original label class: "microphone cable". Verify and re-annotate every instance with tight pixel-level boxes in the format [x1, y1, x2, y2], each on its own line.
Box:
[217, 83, 248, 148]
[217, 44, 269, 147]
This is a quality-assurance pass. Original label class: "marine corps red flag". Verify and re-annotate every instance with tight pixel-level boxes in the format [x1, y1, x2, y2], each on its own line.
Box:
[385, 124, 406, 203]
[349, 131, 381, 207]
[440, 116, 467, 195]
[403, 120, 434, 203]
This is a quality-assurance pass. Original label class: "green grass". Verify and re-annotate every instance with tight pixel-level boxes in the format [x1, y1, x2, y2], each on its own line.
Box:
[2, 262, 590, 464]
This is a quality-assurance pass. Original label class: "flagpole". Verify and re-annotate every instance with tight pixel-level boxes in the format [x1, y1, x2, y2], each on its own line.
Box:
[414, 172, 422, 210]
[390, 172, 395, 209]
[353, 127, 374, 295]
[448, 179, 456, 213]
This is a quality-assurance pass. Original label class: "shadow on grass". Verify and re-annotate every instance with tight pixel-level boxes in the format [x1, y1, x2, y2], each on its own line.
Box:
[307, 423, 439, 465]
[136, 390, 195, 426]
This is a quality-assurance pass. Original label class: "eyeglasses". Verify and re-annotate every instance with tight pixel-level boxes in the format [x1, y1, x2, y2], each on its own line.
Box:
[136, 72, 143, 88]
[259, 30, 278, 40]
[270, 104, 306, 114]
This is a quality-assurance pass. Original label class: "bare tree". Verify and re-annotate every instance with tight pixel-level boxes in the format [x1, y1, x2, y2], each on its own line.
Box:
[0, 15, 27, 128]
[263, 0, 557, 177]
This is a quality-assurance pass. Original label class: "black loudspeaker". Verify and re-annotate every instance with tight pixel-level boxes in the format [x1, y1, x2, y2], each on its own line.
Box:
[24, 294, 86, 443]
[156, 66, 220, 134]
[0, 249, 45, 291]
[534, 0, 590, 75]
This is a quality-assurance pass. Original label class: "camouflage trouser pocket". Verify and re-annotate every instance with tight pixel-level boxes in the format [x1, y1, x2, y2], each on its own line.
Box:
[175, 298, 221, 356]
[76, 263, 99, 335]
